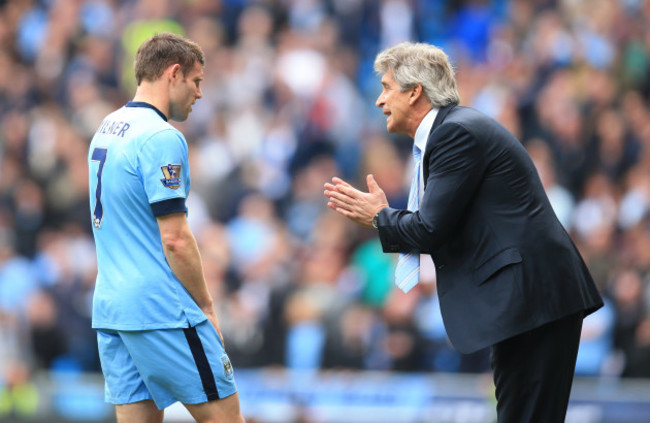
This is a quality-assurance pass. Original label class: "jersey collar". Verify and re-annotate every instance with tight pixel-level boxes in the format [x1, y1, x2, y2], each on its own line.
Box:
[125, 101, 168, 122]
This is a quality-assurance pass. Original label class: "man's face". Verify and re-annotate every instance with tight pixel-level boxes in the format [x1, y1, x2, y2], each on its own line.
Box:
[169, 61, 204, 122]
[375, 71, 412, 135]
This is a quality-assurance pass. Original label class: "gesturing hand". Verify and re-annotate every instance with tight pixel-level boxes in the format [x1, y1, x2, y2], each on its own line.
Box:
[324, 174, 389, 227]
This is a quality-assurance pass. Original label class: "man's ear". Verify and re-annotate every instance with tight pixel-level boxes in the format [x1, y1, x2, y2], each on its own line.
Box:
[409, 83, 423, 105]
[168, 64, 182, 81]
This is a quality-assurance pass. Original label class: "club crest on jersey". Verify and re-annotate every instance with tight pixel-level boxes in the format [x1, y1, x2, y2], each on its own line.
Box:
[221, 355, 233, 378]
[160, 164, 181, 189]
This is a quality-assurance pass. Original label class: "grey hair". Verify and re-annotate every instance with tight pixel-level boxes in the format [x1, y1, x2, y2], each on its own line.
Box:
[374, 42, 460, 108]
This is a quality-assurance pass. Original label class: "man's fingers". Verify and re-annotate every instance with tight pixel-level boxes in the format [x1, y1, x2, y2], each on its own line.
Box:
[325, 176, 369, 224]
[325, 175, 380, 228]
[324, 189, 340, 201]
[327, 202, 354, 219]
[327, 195, 353, 211]
[325, 182, 357, 199]
[334, 183, 361, 198]
[325, 187, 356, 204]
[206, 315, 226, 347]
[333, 206, 354, 218]
[326, 177, 363, 199]
[332, 177, 352, 188]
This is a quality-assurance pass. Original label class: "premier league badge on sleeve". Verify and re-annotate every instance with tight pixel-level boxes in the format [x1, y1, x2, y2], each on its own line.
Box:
[160, 164, 182, 189]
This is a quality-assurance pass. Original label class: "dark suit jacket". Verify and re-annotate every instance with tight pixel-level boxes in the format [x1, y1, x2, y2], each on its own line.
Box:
[376, 104, 603, 354]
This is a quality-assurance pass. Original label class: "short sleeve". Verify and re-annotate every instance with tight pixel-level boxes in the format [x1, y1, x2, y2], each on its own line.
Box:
[137, 129, 190, 212]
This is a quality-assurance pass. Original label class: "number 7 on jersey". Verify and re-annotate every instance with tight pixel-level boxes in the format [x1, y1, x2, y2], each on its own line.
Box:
[91, 147, 108, 229]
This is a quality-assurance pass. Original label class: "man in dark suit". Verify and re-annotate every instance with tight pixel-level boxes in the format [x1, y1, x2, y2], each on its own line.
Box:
[324, 42, 603, 422]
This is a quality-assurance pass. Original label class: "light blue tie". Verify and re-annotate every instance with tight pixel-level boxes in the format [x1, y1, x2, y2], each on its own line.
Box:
[395, 144, 422, 293]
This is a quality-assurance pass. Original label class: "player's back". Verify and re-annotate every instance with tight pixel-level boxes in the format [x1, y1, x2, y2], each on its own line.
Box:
[88, 104, 204, 330]
[89, 106, 165, 235]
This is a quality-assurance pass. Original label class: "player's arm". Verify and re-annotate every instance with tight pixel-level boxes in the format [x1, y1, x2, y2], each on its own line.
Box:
[156, 211, 223, 342]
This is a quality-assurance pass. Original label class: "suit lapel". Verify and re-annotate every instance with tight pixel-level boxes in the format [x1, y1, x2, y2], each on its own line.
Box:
[423, 103, 457, 187]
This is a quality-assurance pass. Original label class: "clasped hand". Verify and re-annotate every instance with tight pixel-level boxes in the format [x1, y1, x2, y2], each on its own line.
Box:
[324, 175, 389, 227]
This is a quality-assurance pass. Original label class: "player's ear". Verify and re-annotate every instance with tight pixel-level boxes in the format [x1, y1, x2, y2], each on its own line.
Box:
[168, 64, 182, 81]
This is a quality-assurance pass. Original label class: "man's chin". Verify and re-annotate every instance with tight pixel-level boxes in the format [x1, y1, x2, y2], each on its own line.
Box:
[170, 110, 192, 122]
[385, 117, 397, 133]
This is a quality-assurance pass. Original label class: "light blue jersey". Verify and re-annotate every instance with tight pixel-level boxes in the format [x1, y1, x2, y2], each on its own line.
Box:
[89, 102, 206, 330]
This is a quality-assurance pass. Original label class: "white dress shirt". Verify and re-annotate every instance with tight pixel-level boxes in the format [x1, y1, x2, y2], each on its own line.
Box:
[413, 108, 439, 203]
[411, 107, 439, 282]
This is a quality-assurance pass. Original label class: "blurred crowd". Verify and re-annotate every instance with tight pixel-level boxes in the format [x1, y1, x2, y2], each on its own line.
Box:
[2, 0, 650, 415]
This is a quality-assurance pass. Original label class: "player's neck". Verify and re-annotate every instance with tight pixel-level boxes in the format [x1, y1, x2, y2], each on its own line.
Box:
[132, 82, 170, 120]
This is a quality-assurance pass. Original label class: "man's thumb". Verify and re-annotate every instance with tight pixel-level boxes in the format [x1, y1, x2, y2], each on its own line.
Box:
[367, 174, 379, 192]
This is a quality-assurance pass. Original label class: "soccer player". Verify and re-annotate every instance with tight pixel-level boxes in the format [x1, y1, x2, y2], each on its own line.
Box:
[88, 33, 245, 423]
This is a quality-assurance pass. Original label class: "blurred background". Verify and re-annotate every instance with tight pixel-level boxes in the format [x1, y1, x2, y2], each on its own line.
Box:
[1, 0, 650, 422]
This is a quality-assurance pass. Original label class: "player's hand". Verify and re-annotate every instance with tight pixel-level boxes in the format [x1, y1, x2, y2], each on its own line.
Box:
[204, 309, 225, 347]
[324, 174, 389, 227]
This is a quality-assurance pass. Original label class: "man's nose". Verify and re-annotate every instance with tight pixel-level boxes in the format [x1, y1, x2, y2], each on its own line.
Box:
[375, 93, 384, 107]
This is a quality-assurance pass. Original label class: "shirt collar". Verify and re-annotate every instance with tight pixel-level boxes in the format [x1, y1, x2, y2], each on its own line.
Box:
[125, 101, 168, 121]
[413, 107, 438, 153]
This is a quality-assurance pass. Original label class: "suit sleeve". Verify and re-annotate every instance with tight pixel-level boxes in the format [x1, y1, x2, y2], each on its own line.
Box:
[377, 122, 487, 254]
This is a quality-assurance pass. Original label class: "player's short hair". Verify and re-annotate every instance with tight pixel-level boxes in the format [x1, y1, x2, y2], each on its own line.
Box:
[374, 42, 460, 108]
[134, 32, 205, 85]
